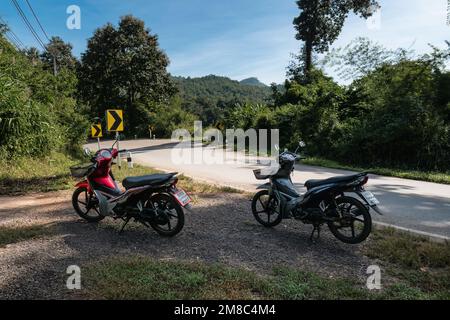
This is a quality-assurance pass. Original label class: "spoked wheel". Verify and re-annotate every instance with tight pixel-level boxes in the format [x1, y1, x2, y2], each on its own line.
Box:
[146, 193, 184, 237]
[251, 190, 282, 227]
[327, 196, 372, 244]
[72, 187, 105, 222]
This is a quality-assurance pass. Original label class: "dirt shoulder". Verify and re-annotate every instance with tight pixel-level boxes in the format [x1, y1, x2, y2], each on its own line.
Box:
[0, 190, 374, 299]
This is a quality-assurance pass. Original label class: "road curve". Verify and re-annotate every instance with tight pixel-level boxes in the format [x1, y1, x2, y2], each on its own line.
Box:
[85, 139, 450, 239]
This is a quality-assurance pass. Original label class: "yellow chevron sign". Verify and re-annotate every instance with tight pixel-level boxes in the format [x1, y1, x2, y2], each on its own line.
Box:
[91, 124, 102, 138]
[106, 109, 124, 132]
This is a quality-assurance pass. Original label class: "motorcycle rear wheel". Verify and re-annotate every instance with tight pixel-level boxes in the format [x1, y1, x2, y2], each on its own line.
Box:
[327, 196, 371, 244]
[72, 187, 105, 222]
[146, 193, 184, 237]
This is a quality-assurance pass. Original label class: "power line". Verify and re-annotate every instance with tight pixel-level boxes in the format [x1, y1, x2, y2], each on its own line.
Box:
[24, 0, 50, 42]
[8, 0, 59, 75]
[4, 32, 23, 50]
[0, 17, 24, 47]
[8, 29, 25, 48]
[10, 0, 46, 51]
[0, 16, 25, 49]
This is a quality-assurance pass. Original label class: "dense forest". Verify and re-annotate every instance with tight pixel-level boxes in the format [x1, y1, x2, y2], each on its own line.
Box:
[173, 75, 272, 125]
[1, 0, 450, 173]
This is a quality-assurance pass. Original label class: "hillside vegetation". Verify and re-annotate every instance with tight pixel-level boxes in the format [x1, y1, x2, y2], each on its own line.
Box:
[226, 39, 450, 172]
[173, 75, 272, 125]
[0, 35, 87, 158]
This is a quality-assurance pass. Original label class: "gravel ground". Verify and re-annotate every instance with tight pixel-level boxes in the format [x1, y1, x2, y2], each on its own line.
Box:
[0, 190, 374, 299]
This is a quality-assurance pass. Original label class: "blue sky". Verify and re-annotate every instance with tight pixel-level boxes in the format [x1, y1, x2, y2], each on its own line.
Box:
[1, 0, 449, 84]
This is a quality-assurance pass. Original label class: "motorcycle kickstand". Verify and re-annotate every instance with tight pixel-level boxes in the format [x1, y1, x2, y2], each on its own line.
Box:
[119, 216, 131, 234]
[309, 224, 321, 243]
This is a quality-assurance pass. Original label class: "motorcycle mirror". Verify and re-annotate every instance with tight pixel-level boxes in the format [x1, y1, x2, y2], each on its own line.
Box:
[83, 148, 91, 157]
[299, 140, 306, 148]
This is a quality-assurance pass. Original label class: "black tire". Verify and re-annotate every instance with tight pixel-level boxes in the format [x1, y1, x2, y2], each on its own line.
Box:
[251, 190, 282, 227]
[147, 193, 184, 237]
[327, 196, 372, 244]
[72, 187, 105, 222]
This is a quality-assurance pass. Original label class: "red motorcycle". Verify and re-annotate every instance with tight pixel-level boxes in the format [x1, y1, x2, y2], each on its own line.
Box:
[70, 143, 191, 236]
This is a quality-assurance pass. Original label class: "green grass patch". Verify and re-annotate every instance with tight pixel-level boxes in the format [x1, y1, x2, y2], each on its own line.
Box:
[0, 224, 54, 247]
[303, 157, 450, 185]
[0, 152, 79, 195]
[0, 152, 241, 196]
[363, 228, 450, 299]
[83, 255, 443, 300]
[84, 256, 268, 300]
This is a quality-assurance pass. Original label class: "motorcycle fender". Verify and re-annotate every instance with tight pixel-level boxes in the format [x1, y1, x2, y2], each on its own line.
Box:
[355, 191, 383, 215]
[256, 183, 271, 190]
[75, 180, 91, 193]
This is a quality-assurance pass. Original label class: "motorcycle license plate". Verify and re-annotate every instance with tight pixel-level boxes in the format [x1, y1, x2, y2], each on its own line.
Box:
[172, 188, 191, 206]
[361, 191, 380, 206]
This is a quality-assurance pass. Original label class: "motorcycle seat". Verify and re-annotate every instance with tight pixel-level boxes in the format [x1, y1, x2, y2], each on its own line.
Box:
[304, 173, 365, 189]
[122, 173, 177, 189]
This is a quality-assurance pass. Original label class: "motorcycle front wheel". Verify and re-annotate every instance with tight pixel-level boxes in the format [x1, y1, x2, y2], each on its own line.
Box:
[72, 187, 105, 222]
[251, 190, 282, 227]
[327, 196, 372, 244]
[146, 193, 184, 237]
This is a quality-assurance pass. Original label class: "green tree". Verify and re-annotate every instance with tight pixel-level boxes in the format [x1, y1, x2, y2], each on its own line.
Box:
[40, 36, 78, 74]
[24, 47, 41, 65]
[292, 0, 379, 82]
[78, 15, 176, 135]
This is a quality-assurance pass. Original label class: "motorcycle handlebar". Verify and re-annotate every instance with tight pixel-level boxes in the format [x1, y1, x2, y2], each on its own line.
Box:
[280, 151, 305, 161]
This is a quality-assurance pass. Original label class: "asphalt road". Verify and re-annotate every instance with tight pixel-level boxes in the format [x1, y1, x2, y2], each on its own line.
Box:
[86, 139, 450, 239]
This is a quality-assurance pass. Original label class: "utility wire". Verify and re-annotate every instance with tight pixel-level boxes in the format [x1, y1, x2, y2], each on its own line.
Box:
[24, 0, 50, 42]
[4, 32, 23, 50]
[0, 16, 25, 50]
[0, 16, 25, 48]
[9, 0, 60, 75]
[18, 0, 60, 75]
[10, 0, 46, 51]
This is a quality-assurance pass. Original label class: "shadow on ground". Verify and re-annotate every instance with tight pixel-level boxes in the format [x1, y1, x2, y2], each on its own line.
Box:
[0, 192, 372, 299]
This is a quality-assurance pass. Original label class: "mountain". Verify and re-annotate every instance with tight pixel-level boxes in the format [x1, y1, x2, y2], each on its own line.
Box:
[172, 75, 272, 125]
[239, 77, 267, 87]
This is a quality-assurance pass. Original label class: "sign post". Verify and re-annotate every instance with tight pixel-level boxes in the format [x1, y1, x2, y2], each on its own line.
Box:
[106, 109, 124, 169]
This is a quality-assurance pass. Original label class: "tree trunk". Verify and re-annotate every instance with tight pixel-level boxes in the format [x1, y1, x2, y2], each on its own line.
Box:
[304, 38, 313, 83]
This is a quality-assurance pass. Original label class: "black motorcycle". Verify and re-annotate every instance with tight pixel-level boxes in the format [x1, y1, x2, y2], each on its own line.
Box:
[251, 141, 382, 244]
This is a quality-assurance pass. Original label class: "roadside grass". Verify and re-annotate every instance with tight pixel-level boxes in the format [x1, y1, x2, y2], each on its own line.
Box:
[303, 157, 450, 185]
[83, 255, 441, 300]
[84, 256, 267, 299]
[0, 223, 54, 247]
[0, 152, 78, 195]
[363, 228, 450, 299]
[83, 228, 450, 300]
[0, 152, 241, 196]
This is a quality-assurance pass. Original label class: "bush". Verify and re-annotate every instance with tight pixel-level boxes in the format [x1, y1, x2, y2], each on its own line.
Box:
[0, 35, 88, 158]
